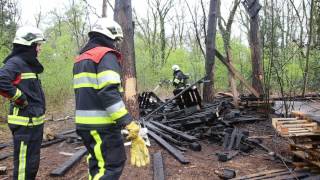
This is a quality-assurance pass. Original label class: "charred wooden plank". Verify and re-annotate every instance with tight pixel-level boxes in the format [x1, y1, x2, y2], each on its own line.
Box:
[41, 138, 66, 148]
[153, 152, 165, 180]
[150, 121, 198, 142]
[50, 148, 87, 176]
[148, 130, 190, 164]
[146, 123, 185, 146]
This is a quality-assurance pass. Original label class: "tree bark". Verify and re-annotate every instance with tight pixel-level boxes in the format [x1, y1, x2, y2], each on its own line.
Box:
[218, 0, 240, 107]
[302, 0, 315, 97]
[114, 0, 139, 119]
[203, 0, 218, 102]
[248, 0, 263, 95]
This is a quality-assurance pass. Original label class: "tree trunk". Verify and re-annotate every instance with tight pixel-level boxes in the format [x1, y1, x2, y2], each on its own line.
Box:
[302, 0, 315, 97]
[203, 0, 218, 102]
[102, 0, 107, 17]
[226, 50, 239, 107]
[114, 0, 139, 119]
[249, 13, 263, 96]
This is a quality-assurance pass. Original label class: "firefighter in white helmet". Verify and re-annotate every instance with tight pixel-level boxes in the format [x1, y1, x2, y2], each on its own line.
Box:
[172, 64, 188, 88]
[0, 26, 46, 179]
[73, 18, 149, 179]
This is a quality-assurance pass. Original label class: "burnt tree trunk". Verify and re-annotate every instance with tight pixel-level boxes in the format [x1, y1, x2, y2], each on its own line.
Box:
[243, 0, 264, 95]
[114, 0, 139, 119]
[203, 0, 218, 102]
[249, 15, 263, 95]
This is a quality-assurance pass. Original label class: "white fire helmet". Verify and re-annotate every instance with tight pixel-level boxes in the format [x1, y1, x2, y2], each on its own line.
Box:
[89, 18, 123, 41]
[13, 26, 45, 46]
[172, 65, 180, 71]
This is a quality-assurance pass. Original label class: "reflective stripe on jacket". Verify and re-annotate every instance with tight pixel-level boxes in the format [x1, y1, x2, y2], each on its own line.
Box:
[0, 56, 46, 126]
[73, 46, 131, 129]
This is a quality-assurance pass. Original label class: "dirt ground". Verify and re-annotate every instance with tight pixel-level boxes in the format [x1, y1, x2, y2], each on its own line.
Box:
[0, 101, 292, 180]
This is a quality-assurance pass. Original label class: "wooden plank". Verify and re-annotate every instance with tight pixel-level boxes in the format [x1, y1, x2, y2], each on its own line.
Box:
[250, 171, 291, 180]
[150, 121, 198, 142]
[292, 151, 320, 168]
[258, 171, 310, 180]
[272, 118, 297, 128]
[153, 152, 165, 180]
[280, 123, 317, 128]
[148, 130, 190, 164]
[232, 169, 288, 180]
[50, 148, 87, 176]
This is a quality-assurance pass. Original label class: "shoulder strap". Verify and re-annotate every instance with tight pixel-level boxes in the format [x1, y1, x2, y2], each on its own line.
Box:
[75, 47, 121, 63]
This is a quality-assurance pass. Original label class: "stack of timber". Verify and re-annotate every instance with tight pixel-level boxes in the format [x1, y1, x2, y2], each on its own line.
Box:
[272, 112, 320, 169]
[272, 117, 320, 137]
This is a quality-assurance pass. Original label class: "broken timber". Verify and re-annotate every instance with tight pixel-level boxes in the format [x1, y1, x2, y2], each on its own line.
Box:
[148, 130, 190, 164]
[142, 77, 206, 122]
[50, 148, 87, 176]
[215, 49, 260, 98]
[150, 121, 198, 142]
[153, 152, 165, 180]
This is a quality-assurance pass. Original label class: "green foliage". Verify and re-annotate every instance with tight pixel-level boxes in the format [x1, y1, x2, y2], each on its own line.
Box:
[39, 23, 77, 108]
[136, 33, 252, 94]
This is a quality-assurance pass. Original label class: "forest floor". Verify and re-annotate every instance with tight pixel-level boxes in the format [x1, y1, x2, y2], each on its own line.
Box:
[0, 99, 298, 180]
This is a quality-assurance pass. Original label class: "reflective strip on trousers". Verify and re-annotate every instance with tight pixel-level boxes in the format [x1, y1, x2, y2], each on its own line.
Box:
[21, 73, 37, 79]
[18, 141, 27, 180]
[13, 107, 19, 116]
[12, 89, 22, 101]
[90, 130, 105, 180]
[75, 107, 128, 125]
[73, 70, 121, 89]
[8, 115, 45, 126]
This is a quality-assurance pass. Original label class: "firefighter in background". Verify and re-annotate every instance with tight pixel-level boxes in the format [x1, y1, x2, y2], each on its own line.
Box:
[171, 65, 203, 109]
[73, 18, 149, 179]
[0, 26, 46, 179]
[172, 65, 189, 88]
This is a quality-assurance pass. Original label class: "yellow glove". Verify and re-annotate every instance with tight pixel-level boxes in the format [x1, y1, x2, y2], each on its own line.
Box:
[126, 121, 150, 167]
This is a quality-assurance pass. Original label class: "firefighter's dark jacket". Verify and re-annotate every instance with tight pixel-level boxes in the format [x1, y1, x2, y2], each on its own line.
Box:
[0, 44, 46, 126]
[73, 36, 132, 130]
[173, 70, 188, 88]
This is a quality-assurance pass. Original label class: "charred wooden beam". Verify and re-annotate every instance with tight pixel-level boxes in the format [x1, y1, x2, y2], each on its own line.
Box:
[50, 148, 87, 176]
[142, 77, 207, 122]
[146, 123, 185, 146]
[150, 121, 198, 142]
[41, 138, 66, 148]
[148, 130, 190, 164]
[153, 152, 165, 180]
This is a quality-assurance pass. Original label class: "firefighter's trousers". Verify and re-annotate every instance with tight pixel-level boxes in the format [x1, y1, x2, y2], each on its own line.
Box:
[9, 124, 43, 180]
[77, 128, 126, 180]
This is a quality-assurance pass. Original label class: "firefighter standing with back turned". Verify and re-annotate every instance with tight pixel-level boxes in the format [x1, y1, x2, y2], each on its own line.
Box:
[73, 18, 150, 180]
[0, 26, 46, 180]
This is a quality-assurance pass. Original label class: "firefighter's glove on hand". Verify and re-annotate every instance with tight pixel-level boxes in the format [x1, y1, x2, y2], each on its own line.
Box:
[125, 121, 150, 167]
[13, 94, 28, 109]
